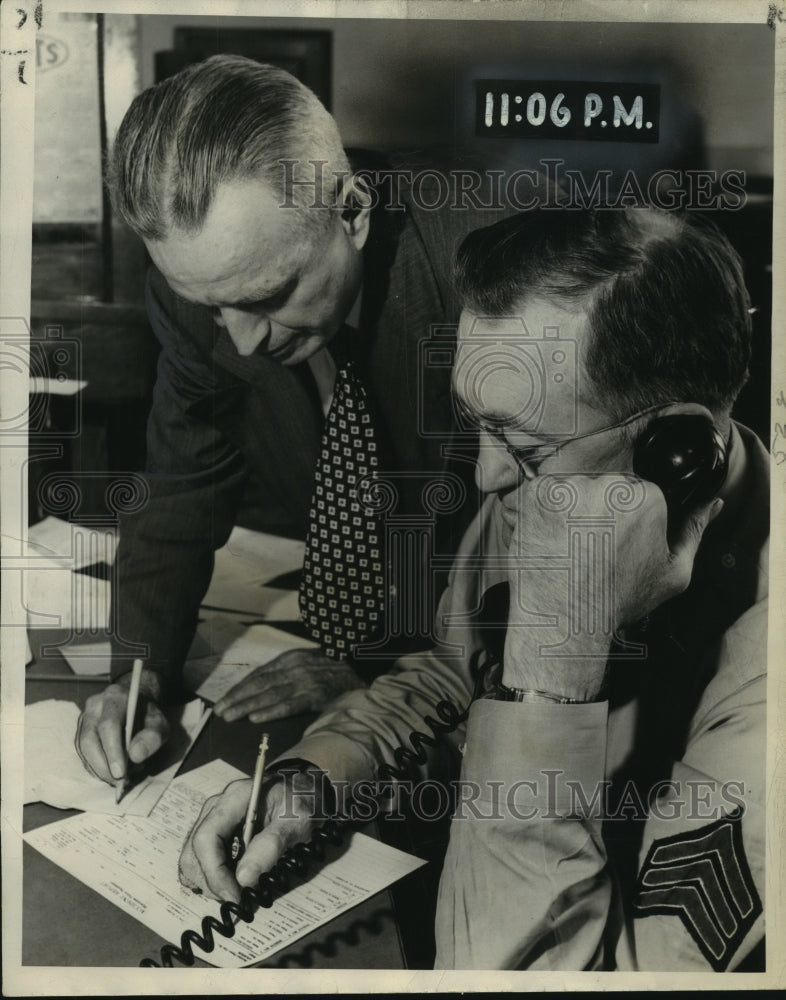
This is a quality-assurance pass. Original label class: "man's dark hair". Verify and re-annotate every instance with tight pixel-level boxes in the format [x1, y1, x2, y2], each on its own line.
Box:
[454, 208, 753, 419]
[108, 54, 349, 241]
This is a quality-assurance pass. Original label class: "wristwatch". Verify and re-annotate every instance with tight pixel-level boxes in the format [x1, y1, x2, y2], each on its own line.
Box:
[495, 683, 588, 704]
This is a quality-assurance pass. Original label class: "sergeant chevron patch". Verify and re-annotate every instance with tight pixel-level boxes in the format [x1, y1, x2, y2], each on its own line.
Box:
[633, 808, 762, 971]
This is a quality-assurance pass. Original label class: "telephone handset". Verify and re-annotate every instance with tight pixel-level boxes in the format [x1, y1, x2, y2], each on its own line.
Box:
[632, 413, 728, 534]
[140, 650, 495, 968]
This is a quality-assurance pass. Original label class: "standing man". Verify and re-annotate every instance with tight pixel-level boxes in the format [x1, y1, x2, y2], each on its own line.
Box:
[76, 55, 514, 785]
[179, 206, 768, 971]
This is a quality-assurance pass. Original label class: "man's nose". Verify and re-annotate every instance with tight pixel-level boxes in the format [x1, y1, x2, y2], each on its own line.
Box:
[475, 432, 522, 494]
[215, 307, 270, 356]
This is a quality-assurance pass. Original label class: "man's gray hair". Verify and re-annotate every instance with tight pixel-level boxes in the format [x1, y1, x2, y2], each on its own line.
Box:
[108, 54, 350, 241]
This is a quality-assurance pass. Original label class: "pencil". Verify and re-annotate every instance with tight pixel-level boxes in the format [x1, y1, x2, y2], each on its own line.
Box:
[116, 658, 143, 804]
[232, 733, 270, 860]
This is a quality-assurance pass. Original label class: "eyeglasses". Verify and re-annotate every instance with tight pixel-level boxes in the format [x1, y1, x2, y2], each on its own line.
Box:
[453, 395, 674, 480]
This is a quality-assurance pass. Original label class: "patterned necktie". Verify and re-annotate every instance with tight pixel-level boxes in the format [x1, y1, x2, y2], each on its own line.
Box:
[299, 356, 387, 658]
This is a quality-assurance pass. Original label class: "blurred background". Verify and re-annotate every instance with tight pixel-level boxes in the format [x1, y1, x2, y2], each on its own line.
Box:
[29, 12, 775, 521]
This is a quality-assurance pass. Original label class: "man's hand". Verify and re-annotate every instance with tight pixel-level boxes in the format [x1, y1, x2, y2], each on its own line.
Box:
[213, 648, 363, 723]
[178, 771, 323, 902]
[75, 668, 169, 784]
[503, 474, 723, 700]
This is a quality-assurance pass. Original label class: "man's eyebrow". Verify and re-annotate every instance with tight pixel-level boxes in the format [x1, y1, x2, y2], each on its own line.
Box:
[452, 383, 514, 429]
[212, 275, 299, 308]
[452, 387, 562, 443]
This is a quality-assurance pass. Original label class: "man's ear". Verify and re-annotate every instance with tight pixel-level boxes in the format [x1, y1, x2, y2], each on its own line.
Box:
[653, 401, 731, 445]
[339, 175, 372, 250]
[625, 401, 720, 439]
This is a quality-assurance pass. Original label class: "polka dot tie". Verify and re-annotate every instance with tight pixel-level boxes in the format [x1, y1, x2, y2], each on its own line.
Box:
[299, 358, 387, 658]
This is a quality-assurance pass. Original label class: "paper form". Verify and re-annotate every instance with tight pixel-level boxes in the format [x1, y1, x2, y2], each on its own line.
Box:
[27, 516, 117, 569]
[24, 760, 426, 967]
[22, 519, 116, 630]
[225, 527, 305, 577]
[184, 622, 318, 703]
[24, 699, 210, 816]
[22, 549, 110, 630]
[60, 639, 112, 676]
[51, 614, 240, 678]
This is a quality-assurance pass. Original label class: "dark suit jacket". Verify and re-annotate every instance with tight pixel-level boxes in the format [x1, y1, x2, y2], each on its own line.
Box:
[111, 164, 512, 689]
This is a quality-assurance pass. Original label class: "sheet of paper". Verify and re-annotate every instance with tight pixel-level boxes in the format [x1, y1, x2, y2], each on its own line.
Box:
[22, 550, 110, 630]
[60, 639, 112, 676]
[24, 698, 210, 816]
[184, 622, 318, 703]
[56, 615, 240, 678]
[27, 516, 117, 568]
[201, 528, 304, 619]
[225, 527, 305, 580]
[202, 554, 300, 618]
[29, 376, 88, 396]
[24, 759, 426, 968]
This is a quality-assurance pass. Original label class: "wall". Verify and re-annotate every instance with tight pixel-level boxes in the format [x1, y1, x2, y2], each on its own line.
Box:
[139, 14, 774, 176]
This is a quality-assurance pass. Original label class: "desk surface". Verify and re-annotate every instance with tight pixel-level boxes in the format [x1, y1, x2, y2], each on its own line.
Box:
[23, 631, 408, 970]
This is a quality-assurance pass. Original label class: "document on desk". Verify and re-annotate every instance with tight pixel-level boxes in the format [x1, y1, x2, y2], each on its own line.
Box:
[23, 519, 115, 631]
[23, 550, 111, 631]
[59, 639, 113, 676]
[27, 516, 117, 569]
[24, 699, 210, 816]
[24, 759, 426, 968]
[201, 528, 304, 620]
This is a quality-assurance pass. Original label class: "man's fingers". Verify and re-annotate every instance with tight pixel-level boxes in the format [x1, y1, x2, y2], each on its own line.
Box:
[128, 702, 170, 763]
[214, 648, 343, 718]
[196, 837, 242, 904]
[127, 728, 165, 764]
[671, 497, 724, 565]
[75, 712, 113, 781]
[235, 822, 291, 887]
[76, 684, 172, 783]
[248, 700, 307, 724]
[235, 794, 313, 887]
[187, 826, 241, 903]
[215, 652, 361, 723]
[181, 780, 252, 902]
[93, 686, 129, 779]
[220, 686, 296, 723]
[214, 674, 270, 718]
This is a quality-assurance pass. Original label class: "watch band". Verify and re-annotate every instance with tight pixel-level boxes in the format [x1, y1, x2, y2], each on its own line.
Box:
[495, 683, 586, 705]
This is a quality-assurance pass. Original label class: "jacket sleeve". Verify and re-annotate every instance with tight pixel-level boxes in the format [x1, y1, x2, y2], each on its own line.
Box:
[110, 273, 246, 695]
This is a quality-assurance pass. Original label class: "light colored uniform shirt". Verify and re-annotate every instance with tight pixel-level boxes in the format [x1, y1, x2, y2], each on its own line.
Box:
[282, 422, 769, 971]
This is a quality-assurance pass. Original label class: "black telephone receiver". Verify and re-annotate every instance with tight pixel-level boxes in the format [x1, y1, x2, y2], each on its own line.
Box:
[632, 413, 728, 531]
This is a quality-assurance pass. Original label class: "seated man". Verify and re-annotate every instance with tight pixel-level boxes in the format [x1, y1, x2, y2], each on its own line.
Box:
[179, 206, 768, 971]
